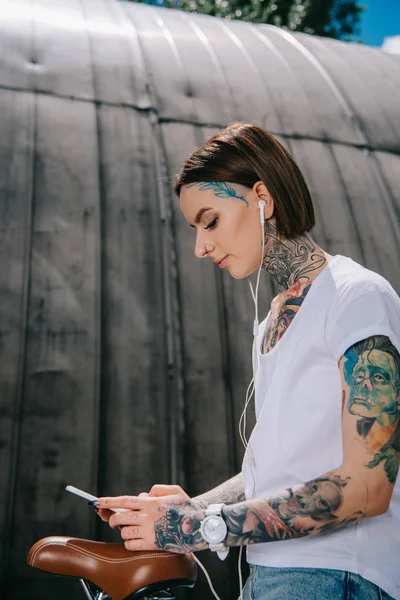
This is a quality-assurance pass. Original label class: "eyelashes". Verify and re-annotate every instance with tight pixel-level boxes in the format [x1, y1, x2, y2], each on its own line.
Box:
[204, 218, 218, 231]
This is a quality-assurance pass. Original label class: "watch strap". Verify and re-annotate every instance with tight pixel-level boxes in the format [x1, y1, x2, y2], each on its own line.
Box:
[204, 504, 229, 560]
[206, 503, 225, 517]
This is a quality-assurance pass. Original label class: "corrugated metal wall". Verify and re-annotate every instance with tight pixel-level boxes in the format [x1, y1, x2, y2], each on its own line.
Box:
[0, 0, 399, 598]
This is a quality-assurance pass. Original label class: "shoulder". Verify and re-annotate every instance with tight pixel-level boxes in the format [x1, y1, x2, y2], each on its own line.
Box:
[324, 256, 400, 360]
[327, 255, 398, 307]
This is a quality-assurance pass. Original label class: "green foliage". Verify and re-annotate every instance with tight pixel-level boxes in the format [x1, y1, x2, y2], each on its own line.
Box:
[127, 0, 364, 40]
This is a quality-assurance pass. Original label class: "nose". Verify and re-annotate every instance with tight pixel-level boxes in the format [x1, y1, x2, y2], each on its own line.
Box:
[364, 378, 373, 392]
[194, 230, 214, 259]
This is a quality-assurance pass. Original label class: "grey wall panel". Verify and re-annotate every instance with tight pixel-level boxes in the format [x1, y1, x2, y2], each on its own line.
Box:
[297, 34, 400, 152]
[79, 0, 152, 108]
[31, 0, 94, 99]
[6, 93, 101, 589]
[0, 2, 34, 90]
[175, 11, 242, 123]
[144, 6, 239, 125]
[219, 21, 319, 138]
[289, 138, 365, 263]
[0, 88, 35, 583]
[331, 143, 400, 290]
[125, 4, 216, 124]
[95, 105, 171, 520]
[162, 122, 234, 492]
[374, 150, 400, 263]
[126, 4, 274, 127]
[180, 14, 282, 129]
[358, 44, 400, 91]
[259, 26, 365, 146]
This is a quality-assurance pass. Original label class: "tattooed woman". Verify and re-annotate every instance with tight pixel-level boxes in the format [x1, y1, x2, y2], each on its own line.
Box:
[96, 123, 400, 600]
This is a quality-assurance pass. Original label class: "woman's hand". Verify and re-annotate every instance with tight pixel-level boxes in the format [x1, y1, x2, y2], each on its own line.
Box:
[96, 484, 190, 523]
[95, 495, 207, 553]
[146, 484, 191, 504]
[96, 506, 114, 523]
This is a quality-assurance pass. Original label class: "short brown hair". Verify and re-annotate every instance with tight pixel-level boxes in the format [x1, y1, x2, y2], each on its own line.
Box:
[173, 122, 315, 238]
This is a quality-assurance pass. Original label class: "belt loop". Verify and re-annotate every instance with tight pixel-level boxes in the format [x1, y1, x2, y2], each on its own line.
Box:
[344, 571, 351, 600]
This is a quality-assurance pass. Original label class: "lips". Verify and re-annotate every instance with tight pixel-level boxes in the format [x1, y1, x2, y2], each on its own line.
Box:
[217, 255, 229, 268]
[354, 396, 380, 407]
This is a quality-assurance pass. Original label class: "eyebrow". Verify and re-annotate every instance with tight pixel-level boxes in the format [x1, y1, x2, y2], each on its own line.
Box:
[189, 207, 213, 228]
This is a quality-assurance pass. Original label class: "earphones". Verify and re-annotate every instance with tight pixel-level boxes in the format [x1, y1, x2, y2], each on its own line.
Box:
[239, 199, 266, 450]
[237, 199, 266, 600]
[258, 199, 266, 223]
[239, 199, 266, 452]
[252, 201, 266, 334]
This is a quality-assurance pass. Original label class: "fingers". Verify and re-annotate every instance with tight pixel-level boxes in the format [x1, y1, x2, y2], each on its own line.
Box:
[96, 508, 114, 522]
[120, 525, 142, 540]
[109, 510, 147, 530]
[97, 495, 170, 515]
[97, 496, 143, 510]
[124, 539, 151, 551]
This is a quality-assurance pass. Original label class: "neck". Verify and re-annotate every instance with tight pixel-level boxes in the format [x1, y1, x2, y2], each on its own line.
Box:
[262, 220, 327, 292]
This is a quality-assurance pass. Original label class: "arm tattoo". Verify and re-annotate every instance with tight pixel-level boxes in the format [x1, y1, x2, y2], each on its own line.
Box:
[192, 473, 245, 509]
[154, 336, 400, 551]
[222, 473, 364, 547]
[153, 475, 244, 552]
[343, 335, 400, 483]
[186, 182, 249, 206]
[154, 472, 364, 551]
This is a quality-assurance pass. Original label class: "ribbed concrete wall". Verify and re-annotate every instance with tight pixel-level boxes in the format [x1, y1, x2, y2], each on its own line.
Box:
[0, 0, 399, 598]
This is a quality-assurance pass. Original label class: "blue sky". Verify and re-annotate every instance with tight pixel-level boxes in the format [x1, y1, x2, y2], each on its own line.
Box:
[359, 0, 400, 46]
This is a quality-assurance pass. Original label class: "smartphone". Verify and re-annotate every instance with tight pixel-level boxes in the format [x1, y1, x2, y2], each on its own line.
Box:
[65, 485, 130, 512]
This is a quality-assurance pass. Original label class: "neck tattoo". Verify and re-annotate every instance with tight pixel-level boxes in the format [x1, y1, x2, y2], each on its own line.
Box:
[262, 221, 327, 292]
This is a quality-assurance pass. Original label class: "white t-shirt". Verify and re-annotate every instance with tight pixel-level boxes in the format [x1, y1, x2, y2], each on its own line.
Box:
[242, 254, 400, 599]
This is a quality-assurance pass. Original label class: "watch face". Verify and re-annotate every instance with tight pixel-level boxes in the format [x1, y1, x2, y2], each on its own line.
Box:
[203, 516, 227, 543]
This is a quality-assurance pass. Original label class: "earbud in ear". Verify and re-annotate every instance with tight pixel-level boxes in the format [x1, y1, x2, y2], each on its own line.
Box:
[258, 200, 266, 224]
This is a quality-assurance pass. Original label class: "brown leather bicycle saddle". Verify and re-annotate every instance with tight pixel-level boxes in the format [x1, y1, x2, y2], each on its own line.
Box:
[27, 536, 197, 600]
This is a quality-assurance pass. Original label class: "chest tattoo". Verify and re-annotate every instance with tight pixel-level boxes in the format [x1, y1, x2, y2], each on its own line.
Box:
[263, 282, 312, 354]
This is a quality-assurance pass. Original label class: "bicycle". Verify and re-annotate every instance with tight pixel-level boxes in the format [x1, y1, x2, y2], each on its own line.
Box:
[27, 536, 197, 600]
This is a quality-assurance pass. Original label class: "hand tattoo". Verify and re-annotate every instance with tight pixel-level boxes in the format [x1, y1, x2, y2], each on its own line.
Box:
[154, 502, 207, 553]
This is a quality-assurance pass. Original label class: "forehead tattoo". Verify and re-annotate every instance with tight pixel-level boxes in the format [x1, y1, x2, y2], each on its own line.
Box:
[186, 182, 249, 206]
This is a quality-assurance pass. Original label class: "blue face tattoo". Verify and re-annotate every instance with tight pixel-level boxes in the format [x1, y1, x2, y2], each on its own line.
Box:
[185, 182, 249, 206]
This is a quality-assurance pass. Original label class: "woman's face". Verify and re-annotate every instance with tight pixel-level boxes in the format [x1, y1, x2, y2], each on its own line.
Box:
[179, 181, 273, 279]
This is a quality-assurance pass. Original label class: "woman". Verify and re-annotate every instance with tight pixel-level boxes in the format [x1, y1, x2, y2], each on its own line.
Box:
[96, 122, 400, 600]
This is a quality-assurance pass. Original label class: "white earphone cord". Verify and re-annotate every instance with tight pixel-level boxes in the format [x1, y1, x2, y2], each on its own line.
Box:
[194, 201, 265, 600]
[192, 554, 223, 600]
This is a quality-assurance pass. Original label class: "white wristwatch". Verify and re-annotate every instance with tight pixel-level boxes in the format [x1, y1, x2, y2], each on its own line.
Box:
[199, 503, 229, 560]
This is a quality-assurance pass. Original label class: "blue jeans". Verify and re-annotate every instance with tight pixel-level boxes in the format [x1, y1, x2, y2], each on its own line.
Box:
[241, 566, 394, 600]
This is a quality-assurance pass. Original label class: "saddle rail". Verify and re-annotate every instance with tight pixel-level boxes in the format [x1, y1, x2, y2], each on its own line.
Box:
[27, 536, 197, 600]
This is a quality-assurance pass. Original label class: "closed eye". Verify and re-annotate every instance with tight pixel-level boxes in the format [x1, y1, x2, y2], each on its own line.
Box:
[205, 218, 218, 230]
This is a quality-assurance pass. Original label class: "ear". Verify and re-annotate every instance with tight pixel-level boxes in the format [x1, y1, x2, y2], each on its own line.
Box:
[252, 181, 274, 220]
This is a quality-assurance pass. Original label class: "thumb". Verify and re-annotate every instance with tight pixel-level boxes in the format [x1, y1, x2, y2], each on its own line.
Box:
[149, 484, 183, 497]
[155, 494, 187, 506]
